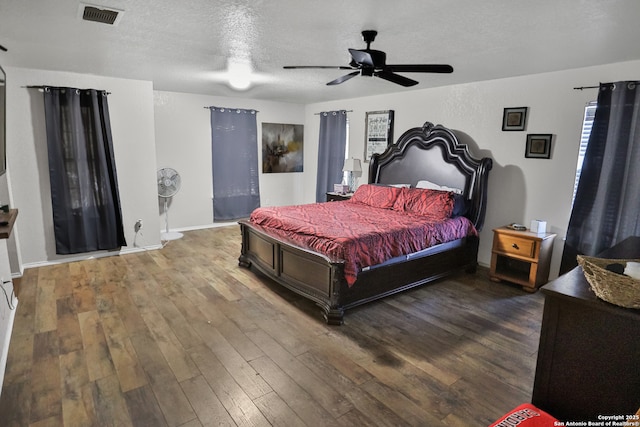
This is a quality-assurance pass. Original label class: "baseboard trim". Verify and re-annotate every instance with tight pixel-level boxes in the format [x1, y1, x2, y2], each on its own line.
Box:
[21, 243, 163, 271]
[19, 222, 239, 273]
[165, 221, 238, 233]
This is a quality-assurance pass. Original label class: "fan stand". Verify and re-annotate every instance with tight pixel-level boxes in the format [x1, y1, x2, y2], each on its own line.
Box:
[161, 197, 183, 241]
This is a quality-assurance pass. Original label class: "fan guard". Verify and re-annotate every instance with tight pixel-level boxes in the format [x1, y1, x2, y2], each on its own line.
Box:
[158, 167, 181, 198]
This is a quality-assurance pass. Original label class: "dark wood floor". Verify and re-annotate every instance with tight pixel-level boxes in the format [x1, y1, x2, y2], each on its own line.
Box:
[0, 225, 545, 426]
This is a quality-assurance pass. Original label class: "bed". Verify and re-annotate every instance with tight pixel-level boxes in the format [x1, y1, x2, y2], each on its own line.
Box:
[238, 121, 493, 324]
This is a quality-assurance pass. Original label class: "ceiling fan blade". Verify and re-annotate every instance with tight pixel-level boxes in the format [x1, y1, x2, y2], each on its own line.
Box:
[283, 65, 353, 70]
[375, 71, 419, 87]
[385, 64, 454, 73]
[327, 71, 360, 86]
[348, 49, 374, 66]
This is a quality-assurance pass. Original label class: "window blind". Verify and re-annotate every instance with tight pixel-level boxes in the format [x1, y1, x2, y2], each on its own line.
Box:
[572, 101, 597, 205]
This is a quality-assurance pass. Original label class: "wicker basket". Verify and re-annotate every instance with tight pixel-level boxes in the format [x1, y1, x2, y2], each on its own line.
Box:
[577, 255, 640, 309]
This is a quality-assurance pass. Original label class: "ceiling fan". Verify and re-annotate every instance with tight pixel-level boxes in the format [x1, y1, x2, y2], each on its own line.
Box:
[283, 30, 453, 87]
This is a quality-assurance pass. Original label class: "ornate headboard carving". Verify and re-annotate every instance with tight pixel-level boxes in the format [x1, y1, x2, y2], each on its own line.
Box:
[369, 122, 493, 230]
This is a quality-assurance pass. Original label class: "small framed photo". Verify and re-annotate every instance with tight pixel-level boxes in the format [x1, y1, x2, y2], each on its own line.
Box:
[502, 107, 528, 131]
[525, 134, 552, 159]
[364, 110, 394, 162]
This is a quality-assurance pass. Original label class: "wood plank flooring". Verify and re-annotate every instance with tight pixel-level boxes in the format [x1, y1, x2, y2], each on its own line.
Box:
[0, 225, 545, 426]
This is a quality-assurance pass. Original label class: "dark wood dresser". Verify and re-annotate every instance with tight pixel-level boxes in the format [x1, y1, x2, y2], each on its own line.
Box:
[532, 236, 640, 421]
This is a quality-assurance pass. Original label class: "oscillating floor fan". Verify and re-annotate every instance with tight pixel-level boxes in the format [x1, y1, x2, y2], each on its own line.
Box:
[157, 167, 183, 241]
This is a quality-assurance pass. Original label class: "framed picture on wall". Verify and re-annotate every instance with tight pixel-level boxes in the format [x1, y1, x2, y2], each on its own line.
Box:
[502, 107, 528, 131]
[364, 110, 394, 162]
[261, 123, 304, 173]
[525, 134, 552, 159]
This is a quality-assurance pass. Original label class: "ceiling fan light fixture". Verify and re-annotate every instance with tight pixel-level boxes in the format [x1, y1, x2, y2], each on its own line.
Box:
[228, 60, 252, 90]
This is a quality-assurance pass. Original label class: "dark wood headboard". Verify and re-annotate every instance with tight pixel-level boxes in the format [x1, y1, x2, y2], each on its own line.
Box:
[369, 122, 493, 230]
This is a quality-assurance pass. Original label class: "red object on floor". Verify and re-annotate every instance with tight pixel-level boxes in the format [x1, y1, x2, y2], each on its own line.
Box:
[489, 403, 559, 427]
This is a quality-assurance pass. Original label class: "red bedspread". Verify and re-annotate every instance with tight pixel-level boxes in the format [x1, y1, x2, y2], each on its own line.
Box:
[249, 200, 477, 286]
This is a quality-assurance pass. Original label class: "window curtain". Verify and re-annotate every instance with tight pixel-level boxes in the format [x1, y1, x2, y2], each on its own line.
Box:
[210, 107, 260, 220]
[316, 110, 347, 202]
[560, 81, 640, 274]
[43, 87, 126, 254]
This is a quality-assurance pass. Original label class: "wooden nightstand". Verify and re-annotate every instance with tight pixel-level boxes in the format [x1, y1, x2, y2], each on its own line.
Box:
[326, 192, 352, 202]
[489, 226, 556, 292]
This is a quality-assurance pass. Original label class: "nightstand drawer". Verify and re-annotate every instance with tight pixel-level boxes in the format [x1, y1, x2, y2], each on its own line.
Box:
[494, 234, 536, 258]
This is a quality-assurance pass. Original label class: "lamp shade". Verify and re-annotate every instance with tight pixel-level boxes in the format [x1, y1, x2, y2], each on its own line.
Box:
[343, 157, 362, 173]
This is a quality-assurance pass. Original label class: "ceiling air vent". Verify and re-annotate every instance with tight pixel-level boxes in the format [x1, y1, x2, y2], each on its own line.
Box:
[78, 3, 124, 26]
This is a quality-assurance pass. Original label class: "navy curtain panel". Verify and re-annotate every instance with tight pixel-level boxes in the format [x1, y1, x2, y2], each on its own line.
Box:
[316, 110, 347, 202]
[43, 87, 126, 254]
[560, 81, 640, 273]
[210, 107, 260, 221]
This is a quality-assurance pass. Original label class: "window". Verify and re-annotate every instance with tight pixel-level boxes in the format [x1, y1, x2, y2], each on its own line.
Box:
[571, 101, 597, 205]
[342, 118, 350, 184]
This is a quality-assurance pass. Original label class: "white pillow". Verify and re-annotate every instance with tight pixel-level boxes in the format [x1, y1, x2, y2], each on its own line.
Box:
[416, 179, 463, 194]
[388, 183, 411, 188]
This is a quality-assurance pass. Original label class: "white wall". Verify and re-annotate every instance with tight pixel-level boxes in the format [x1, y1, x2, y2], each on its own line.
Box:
[304, 60, 640, 278]
[6, 60, 640, 278]
[153, 91, 306, 229]
[5, 67, 162, 270]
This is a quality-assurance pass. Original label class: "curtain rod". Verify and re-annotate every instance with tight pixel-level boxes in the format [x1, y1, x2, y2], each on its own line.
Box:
[574, 81, 640, 91]
[24, 85, 111, 94]
[314, 110, 353, 115]
[203, 106, 260, 112]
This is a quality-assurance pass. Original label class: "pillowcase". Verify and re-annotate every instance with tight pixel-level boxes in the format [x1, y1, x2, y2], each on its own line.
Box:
[452, 193, 469, 217]
[393, 187, 454, 219]
[416, 179, 463, 195]
[350, 184, 403, 209]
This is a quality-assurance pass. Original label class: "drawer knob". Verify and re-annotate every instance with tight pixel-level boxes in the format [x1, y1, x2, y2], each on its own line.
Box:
[512, 243, 519, 250]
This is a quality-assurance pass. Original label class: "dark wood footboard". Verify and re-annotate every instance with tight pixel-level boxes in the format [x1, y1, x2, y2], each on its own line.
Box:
[238, 219, 479, 324]
[238, 220, 346, 323]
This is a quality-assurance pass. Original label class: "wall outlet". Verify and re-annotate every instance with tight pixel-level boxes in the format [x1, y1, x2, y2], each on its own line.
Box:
[134, 219, 143, 233]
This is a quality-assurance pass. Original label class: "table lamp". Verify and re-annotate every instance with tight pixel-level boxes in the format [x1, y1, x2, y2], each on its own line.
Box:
[343, 157, 362, 193]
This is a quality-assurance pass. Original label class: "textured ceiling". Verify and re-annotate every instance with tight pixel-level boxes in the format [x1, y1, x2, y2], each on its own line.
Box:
[1, 0, 640, 103]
